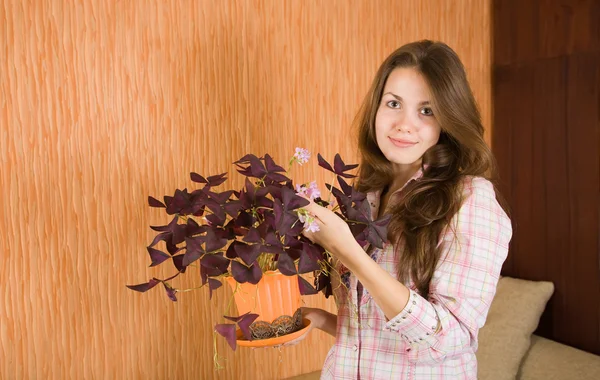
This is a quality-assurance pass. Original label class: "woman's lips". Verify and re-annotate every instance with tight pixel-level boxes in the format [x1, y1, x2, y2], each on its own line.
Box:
[389, 137, 417, 148]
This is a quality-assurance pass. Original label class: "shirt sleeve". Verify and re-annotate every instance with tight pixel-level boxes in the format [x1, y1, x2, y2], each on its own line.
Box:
[382, 177, 512, 364]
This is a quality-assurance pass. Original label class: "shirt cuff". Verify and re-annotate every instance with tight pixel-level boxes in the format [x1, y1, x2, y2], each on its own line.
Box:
[383, 289, 441, 344]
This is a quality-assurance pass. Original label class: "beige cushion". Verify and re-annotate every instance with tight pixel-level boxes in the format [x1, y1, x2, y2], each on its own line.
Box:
[476, 276, 554, 380]
[518, 334, 600, 380]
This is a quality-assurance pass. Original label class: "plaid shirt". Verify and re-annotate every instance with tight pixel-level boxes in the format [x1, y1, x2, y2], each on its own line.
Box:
[321, 175, 512, 379]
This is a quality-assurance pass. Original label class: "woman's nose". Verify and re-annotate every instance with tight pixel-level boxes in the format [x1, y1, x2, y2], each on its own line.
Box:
[394, 113, 415, 133]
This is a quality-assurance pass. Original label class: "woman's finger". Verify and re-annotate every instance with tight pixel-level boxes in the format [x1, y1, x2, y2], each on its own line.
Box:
[302, 230, 314, 243]
[300, 197, 327, 219]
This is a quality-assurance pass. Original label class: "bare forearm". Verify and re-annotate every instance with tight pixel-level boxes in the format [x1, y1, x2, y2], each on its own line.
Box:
[304, 307, 337, 338]
[333, 240, 410, 320]
[316, 309, 337, 337]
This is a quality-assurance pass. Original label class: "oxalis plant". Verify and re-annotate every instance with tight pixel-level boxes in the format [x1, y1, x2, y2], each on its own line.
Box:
[127, 148, 391, 364]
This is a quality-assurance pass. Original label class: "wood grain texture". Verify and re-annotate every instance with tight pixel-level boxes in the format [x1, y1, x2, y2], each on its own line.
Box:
[493, 0, 600, 355]
[0, 1, 492, 378]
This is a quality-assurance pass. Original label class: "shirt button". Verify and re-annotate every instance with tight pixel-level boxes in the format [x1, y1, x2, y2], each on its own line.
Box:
[353, 345, 358, 351]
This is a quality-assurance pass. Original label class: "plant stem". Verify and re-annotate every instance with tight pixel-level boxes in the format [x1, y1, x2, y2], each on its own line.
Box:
[177, 284, 206, 293]
[326, 174, 336, 204]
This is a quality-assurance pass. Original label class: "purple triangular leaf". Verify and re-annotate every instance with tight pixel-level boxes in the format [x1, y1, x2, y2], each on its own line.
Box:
[182, 236, 205, 266]
[166, 189, 192, 215]
[277, 212, 299, 236]
[148, 247, 171, 267]
[234, 243, 261, 266]
[277, 253, 297, 275]
[317, 153, 334, 172]
[233, 153, 260, 165]
[298, 275, 318, 295]
[224, 200, 243, 217]
[234, 210, 253, 229]
[261, 245, 284, 254]
[367, 214, 391, 249]
[273, 200, 284, 228]
[315, 271, 333, 298]
[172, 254, 187, 272]
[244, 177, 255, 198]
[355, 198, 371, 223]
[337, 176, 353, 197]
[237, 313, 259, 341]
[264, 154, 286, 173]
[333, 153, 359, 178]
[235, 166, 253, 177]
[242, 227, 261, 244]
[163, 283, 177, 301]
[208, 278, 222, 299]
[171, 225, 187, 245]
[200, 253, 230, 276]
[186, 218, 207, 236]
[248, 155, 267, 178]
[150, 224, 169, 232]
[149, 231, 170, 248]
[208, 190, 234, 205]
[333, 154, 345, 175]
[148, 196, 166, 208]
[205, 201, 226, 226]
[206, 173, 228, 187]
[226, 241, 241, 259]
[281, 187, 310, 210]
[190, 172, 208, 183]
[231, 261, 263, 284]
[204, 228, 228, 252]
[265, 230, 282, 247]
[297, 250, 321, 274]
[223, 311, 252, 323]
[256, 220, 271, 239]
[126, 278, 160, 293]
[166, 241, 182, 255]
[286, 247, 303, 260]
[200, 265, 209, 285]
[288, 218, 305, 237]
[266, 172, 291, 183]
[215, 323, 237, 351]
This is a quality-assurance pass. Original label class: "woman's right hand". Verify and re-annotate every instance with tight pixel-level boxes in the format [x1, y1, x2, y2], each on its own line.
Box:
[280, 307, 327, 347]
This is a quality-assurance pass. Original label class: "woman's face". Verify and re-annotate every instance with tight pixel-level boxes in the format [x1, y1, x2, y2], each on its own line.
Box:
[375, 67, 442, 174]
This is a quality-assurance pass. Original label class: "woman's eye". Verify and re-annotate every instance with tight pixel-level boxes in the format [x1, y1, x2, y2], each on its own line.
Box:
[421, 107, 434, 116]
[386, 100, 400, 109]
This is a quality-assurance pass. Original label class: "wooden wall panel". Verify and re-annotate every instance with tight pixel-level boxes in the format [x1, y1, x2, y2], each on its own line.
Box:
[0, 1, 492, 378]
[494, 0, 600, 65]
[492, 0, 600, 355]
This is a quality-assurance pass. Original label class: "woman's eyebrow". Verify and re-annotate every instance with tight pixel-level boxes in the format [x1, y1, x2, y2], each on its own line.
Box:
[383, 92, 430, 106]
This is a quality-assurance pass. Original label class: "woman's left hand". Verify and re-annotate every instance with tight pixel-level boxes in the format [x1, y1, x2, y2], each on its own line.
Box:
[300, 199, 355, 258]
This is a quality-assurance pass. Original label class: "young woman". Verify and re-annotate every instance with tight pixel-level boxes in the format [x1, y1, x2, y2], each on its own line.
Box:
[298, 40, 512, 379]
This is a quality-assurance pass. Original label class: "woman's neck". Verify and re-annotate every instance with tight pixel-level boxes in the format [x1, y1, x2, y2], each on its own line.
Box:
[388, 162, 422, 194]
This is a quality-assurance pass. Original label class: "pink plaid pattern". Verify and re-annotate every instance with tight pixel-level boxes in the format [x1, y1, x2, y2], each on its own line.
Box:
[321, 176, 512, 379]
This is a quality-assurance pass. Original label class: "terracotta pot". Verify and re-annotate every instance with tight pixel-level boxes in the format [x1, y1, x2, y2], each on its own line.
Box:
[225, 270, 301, 322]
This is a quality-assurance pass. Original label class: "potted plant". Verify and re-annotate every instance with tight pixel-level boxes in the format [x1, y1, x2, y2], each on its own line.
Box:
[127, 149, 390, 362]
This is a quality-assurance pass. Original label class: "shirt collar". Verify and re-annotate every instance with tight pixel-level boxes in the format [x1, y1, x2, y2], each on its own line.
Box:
[366, 165, 426, 220]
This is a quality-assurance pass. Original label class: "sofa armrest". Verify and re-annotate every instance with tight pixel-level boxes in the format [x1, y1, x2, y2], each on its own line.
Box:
[518, 334, 600, 380]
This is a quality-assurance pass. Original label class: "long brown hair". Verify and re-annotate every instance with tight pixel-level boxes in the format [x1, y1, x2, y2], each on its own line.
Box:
[355, 40, 503, 296]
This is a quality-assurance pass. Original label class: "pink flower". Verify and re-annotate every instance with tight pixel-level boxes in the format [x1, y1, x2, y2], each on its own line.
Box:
[304, 220, 320, 233]
[293, 147, 311, 165]
[297, 210, 320, 232]
[295, 181, 321, 201]
[306, 181, 321, 200]
[298, 213, 307, 224]
[295, 184, 308, 197]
